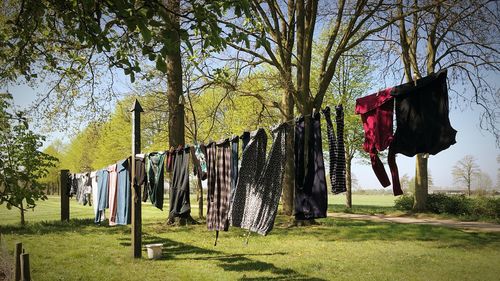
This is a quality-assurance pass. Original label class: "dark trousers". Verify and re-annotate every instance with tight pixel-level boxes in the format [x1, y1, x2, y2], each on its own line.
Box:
[169, 148, 191, 219]
[294, 113, 328, 219]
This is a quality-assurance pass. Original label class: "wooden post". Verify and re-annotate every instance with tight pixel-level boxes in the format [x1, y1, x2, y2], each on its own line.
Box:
[60, 169, 70, 222]
[130, 99, 143, 258]
[14, 242, 22, 281]
[20, 253, 30, 281]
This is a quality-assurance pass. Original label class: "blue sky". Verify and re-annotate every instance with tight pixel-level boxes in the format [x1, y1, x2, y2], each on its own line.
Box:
[5, 78, 499, 190]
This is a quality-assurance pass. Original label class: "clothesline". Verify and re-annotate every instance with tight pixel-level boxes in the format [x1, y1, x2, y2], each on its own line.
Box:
[69, 106, 342, 177]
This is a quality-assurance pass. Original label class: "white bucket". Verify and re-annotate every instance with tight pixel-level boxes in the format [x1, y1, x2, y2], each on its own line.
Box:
[145, 243, 163, 259]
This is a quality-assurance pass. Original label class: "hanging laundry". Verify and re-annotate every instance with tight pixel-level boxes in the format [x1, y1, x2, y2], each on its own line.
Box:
[168, 147, 192, 221]
[90, 171, 99, 220]
[108, 164, 118, 226]
[194, 143, 208, 179]
[134, 155, 146, 204]
[190, 144, 206, 211]
[191, 144, 207, 183]
[165, 148, 176, 173]
[115, 159, 131, 225]
[230, 136, 239, 193]
[322, 105, 347, 194]
[83, 173, 92, 206]
[75, 173, 91, 205]
[229, 123, 289, 235]
[64, 173, 73, 197]
[230, 130, 266, 229]
[241, 131, 251, 151]
[355, 88, 402, 195]
[69, 173, 78, 197]
[146, 152, 167, 210]
[95, 169, 109, 223]
[294, 113, 328, 220]
[206, 139, 232, 232]
[390, 69, 457, 156]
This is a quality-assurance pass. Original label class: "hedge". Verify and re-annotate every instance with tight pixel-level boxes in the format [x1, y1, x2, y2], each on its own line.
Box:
[394, 194, 500, 221]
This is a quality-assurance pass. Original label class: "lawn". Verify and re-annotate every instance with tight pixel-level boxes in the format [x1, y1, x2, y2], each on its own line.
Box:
[1, 194, 398, 225]
[1, 195, 500, 280]
[329, 194, 399, 215]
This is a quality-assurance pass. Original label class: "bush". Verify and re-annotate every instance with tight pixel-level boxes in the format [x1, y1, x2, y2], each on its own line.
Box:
[427, 194, 471, 215]
[394, 194, 413, 211]
[394, 194, 500, 221]
[471, 197, 500, 220]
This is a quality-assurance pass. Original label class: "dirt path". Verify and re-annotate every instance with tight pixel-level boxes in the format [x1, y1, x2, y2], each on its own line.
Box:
[329, 212, 500, 233]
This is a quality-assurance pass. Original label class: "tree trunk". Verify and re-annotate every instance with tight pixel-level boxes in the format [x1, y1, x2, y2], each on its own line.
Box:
[164, 0, 195, 224]
[281, 89, 294, 216]
[19, 201, 25, 226]
[345, 156, 352, 209]
[413, 153, 428, 212]
[165, 0, 185, 148]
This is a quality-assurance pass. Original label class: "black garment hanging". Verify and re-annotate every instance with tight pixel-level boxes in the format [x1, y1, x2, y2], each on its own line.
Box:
[230, 136, 239, 193]
[294, 112, 328, 220]
[134, 156, 146, 204]
[241, 131, 251, 151]
[390, 69, 457, 156]
[323, 105, 347, 194]
[169, 147, 192, 220]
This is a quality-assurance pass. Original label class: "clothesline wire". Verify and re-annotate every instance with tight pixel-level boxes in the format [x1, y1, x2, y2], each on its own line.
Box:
[69, 107, 339, 175]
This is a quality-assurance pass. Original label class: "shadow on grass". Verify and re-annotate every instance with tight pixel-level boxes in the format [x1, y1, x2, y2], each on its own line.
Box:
[136, 233, 326, 281]
[0, 218, 130, 236]
[273, 217, 500, 248]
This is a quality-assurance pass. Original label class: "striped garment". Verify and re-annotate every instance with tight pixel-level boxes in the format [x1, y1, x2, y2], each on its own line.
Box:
[334, 105, 347, 193]
[206, 140, 232, 231]
[323, 105, 346, 194]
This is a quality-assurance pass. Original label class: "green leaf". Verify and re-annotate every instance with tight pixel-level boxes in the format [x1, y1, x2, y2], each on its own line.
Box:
[138, 22, 152, 44]
[26, 198, 35, 206]
[156, 55, 167, 73]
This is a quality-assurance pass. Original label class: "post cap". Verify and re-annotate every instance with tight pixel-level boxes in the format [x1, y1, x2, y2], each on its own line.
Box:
[130, 99, 144, 112]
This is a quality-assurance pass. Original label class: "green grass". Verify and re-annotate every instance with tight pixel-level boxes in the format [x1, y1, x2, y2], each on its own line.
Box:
[1, 196, 500, 280]
[329, 194, 401, 215]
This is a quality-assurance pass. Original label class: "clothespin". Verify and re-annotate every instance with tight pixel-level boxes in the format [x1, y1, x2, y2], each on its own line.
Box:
[412, 74, 419, 86]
